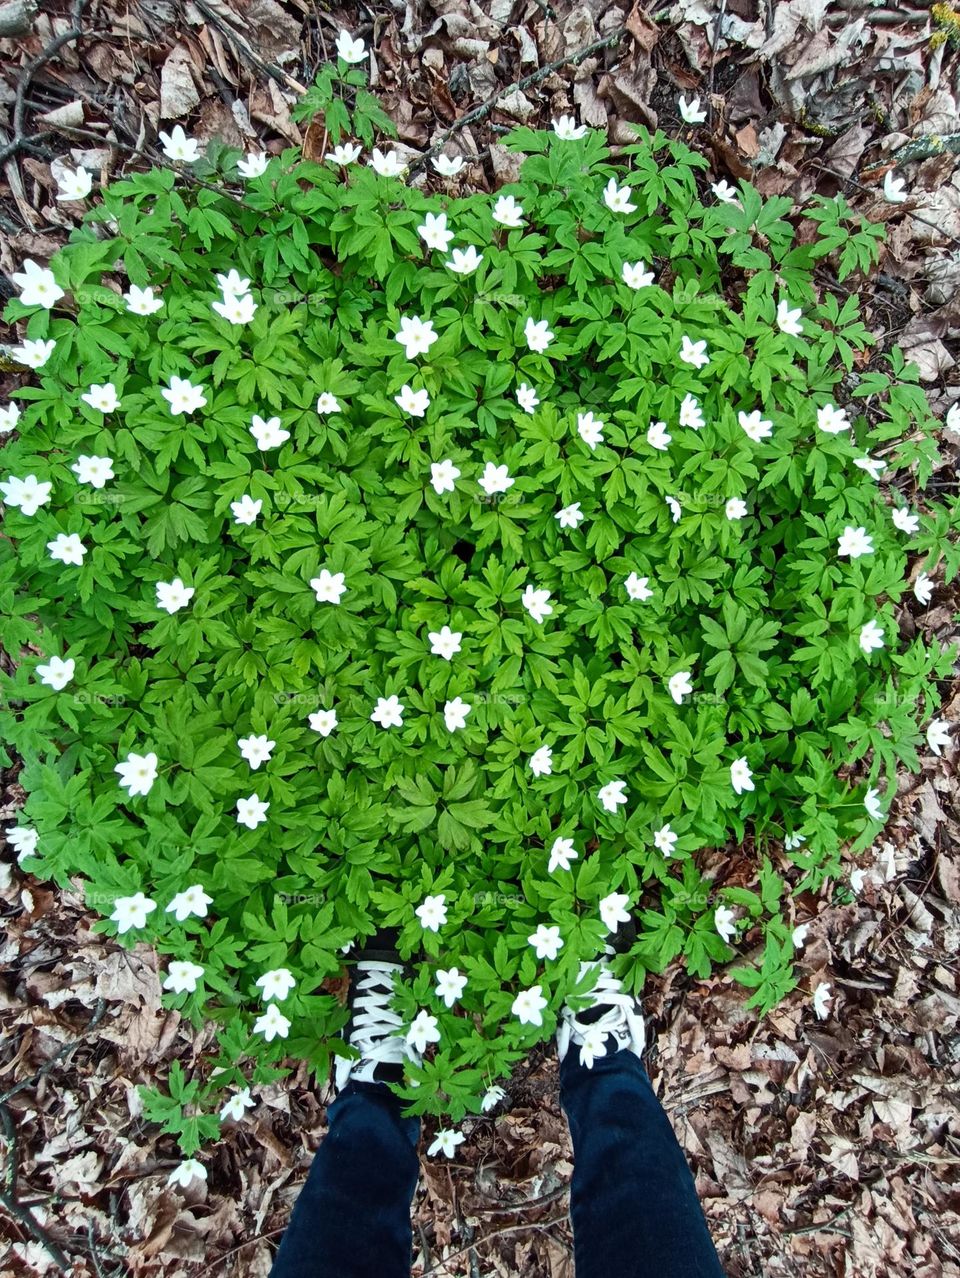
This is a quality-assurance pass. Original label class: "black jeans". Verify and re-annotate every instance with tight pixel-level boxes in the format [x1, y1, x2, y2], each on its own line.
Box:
[270, 1049, 725, 1277]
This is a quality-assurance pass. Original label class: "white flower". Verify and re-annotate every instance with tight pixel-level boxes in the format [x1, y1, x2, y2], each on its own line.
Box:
[850, 867, 867, 894]
[512, 985, 548, 1026]
[72, 455, 115, 489]
[156, 578, 195, 614]
[432, 154, 465, 177]
[654, 823, 678, 857]
[443, 696, 471, 732]
[124, 284, 163, 315]
[647, 420, 671, 451]
[47, 532, 86, 565]
[552, 115, 587, 140]
[478, 462, 513, 495]
[556, 502, 583, 529]
[913, 572, 934, 605]
[236, 794, 269, 829]
[837, 526, 873, 559]
[238, 734, 275, 769]
[680, 335, 709, 369]
[158, 125, 201, 163]
[524, 317, 554, 353]
[316, 392, 341, 415]
[163, 960, 204, 994]
[726, 498, 748, 520]
[816, 403, 849, 435]
[891, 507, 920, 535]
[481, 1085, 506, 1112]
[416, 894, 447, 933]
[168, 1159, 206, 1189]
[577, 410, 604, 449]
[310, 569, 347, 603]
[0, 402, 20, 434]
[776, 298, 803, 336]
[110, 892, 157, 934]
[714, 905, 736, 943]
[328, 143, 361, 166]
[115, 751, 158, 797]
[417, 212, 455, 252]
[212, 293, 257, 325]
[256, 968, 296, 1001]
[8, 826, 39, 863]
[624, 572, 653, 601]
[516, 383, 539, 413]
[427, 1127, 464, 1158]
[371, 695, 404, 728]
[308, 708, 338, 737]
[493, 194, 524, 227]
[335, 29, 366, 62]
[791, 923, 809, 949]
[678, 94, 707, 124]
[395, 315, 438, 359]
[859, 620, 885, 655]
[548, 837, 577, 873]
[521, 584, 553, 624]
[1, 474, 53, 516]
[927, 718, 953, 756]
[528, 924, 563, 960]
[577, 1024, 610, 1069]
[55, 165, 92, 201]
[598, 779, 628, 813]
[166, 884, 213, 921]
[429, 625, 462, 659]
[679, 393, 704, 429]
[446, 245, 483, 275]
[711, 180, 739, 205]
[407, 1009, 440, 1054]
[529, 746, 553, 777]
[254, 1004, 290, 1041]
[220, 1088, 256, 1122]
[882, 171, 907, 204]
[666, 496, 682, 523]
[812, 982, 832, 1020]
[231, 494, 262, 525]
[621, 260, 654, 289]
[12, 259, 64, 309]
[602, 178, 636, 214]
[738, 409, 773, 443]
[217, 270, 251, 298]
[863, 787, 884, 822]
[667, 671, 692, 704]
[395, 385, 430, 417]
[12, 338, 56, 367]
[435, 968, 467, 1008]
[599, 892, 631, 932]
[36, 655, 74, 690]
[853, 454, 885, 481]
[370, 148, 406, 178]
[162, 375, 206, 416]
[430, 459, 460, 494]
[238, 152, 269, 179]
[80, 382, 120, 413]
[730, 757, 754, 794]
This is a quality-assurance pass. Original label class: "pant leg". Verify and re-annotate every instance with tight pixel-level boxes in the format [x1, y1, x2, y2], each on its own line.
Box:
[270, 1080, 420, 1278]
[560, 1049, 725, 1278]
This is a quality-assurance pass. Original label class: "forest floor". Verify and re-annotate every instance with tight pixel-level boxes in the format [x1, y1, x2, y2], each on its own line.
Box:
[2, 0, 960, 1274]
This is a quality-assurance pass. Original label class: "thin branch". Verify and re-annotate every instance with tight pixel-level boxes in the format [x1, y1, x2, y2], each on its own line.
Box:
[0, 998, 107, 1105]
[0, 1103, 70, 1271]
[190, 0, 306, 94]
[407, 29, 626, 175]
[0, 0, 90, 166]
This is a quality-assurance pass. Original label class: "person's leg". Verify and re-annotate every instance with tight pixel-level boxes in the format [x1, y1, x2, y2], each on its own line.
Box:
[269, 1078, 420, 1278]
[560, 1048, 725, 1278]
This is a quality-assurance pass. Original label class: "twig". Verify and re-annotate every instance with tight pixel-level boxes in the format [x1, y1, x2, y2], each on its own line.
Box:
[812, 162, 960, 250]
[407, 29, 626, 175]
[0, 997, 107, 1104]
[707, 0, 729, 123]
[190, 0, 306, 94]
[0, 0, 90, 166]
[429, 1213, 572, 1276]
[0, 1103, 70, 1271]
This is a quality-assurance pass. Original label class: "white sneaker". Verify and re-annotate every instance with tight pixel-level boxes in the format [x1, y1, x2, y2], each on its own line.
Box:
[556, 958, 646, 1069]
[334, 958, 419, 1093]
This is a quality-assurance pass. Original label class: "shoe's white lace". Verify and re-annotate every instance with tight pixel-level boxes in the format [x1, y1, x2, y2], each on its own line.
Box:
[556, 961, 646, 1068]
[335, 960, 412, 1091]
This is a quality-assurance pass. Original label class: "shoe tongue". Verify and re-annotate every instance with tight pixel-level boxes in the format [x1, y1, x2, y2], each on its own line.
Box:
[577, 1003, 609, 1026]
[372, 1062, 404, 1085]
